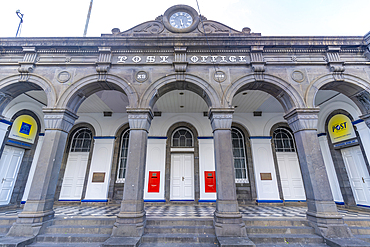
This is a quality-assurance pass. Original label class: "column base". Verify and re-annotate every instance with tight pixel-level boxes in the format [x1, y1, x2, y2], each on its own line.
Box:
[111, 211, 146, 237]
[214, 211, 247, 237]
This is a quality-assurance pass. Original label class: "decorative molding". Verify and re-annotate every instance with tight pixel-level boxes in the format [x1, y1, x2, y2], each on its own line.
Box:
[173, 46, 188, 81]
[127, 108, 154, 132]
[359, 113, 370, 129]
[284, 108, 320, 133]
[18, 47, 37, 82]
[208, 108, 234, 131]
[43, 108, 78, 133]
[326, 46, 345, 81]
[355, 90, 370, 112]
[96, 47, 112, 82]
[250, 46, 265, 81]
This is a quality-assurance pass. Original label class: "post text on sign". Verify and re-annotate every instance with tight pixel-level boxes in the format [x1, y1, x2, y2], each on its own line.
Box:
[116, 55, 248, 64]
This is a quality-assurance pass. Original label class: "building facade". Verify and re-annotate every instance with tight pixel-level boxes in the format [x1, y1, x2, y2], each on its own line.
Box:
[1, 4, 370, 245]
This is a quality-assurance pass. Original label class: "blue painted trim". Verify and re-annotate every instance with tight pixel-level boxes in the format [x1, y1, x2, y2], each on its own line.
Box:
[317, 133, 326, 137]
[93, 136, 116, 139]
[39, 133, 45, 136]
[144, 199, 166, 202]
[59, 200, 80, 202]
[284, 200, 306, 202]
[21, 201, 26, 204]
[7, 139, 31, 147]
[148, 136, 167, 139]
[250, 136, 272, 139]
[333, 139, 358, 148]
[352, 119, 364, 125]
[81, 199, 108, 202]
[335, 201, 345, 205]
[0, 119, 12, 126]
[198, 137, 213, 139]
[199, 200, 216, 203]
[256, 200, 283, 203]
[170, 200, 195, 202]
[357, 204, 370, 208]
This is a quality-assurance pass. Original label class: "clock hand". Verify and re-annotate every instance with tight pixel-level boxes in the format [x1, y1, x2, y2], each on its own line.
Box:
[180, 19, 184, 27]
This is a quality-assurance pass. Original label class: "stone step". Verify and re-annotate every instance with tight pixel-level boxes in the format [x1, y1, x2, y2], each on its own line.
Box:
[346, 219, 370, 227]
[243, 218, 309, 227]
[141, 233, 217, 244]
[0, 217, 17, 225]
[27, 242, 103, 247]
[52, 217, 115, 226]
[349, 226, 370, 235]
[246, 225, 315, 234]
[144, 225, 215, 234]
[248, 234, 324, 244]
[45, 225, 113, 234]
[255, 244, 328, 247]
[35, 233, 111, 243]
[146, 218, 213, 226]
[139, 243, 218, 247]
[354, 234, 370, 243]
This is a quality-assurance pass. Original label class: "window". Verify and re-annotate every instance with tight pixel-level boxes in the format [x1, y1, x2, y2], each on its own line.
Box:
[232, 127, 249, 183]
[116, 129, 130, 183]
[70, 128, 92, 152]
[273, 128, 296, 152]
[171, 128, 193, 147]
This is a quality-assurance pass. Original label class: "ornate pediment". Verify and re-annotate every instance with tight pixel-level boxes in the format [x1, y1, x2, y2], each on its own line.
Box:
[102, 5, 260, 37]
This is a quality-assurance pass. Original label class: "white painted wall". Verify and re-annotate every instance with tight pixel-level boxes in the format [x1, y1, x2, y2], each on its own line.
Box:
[144, 138, 166, 201]
[0, 122, 11, 149]
[250, 138, 281, 201]
[84, 138, 115, 201]
[355, 122, 370, 166]
[318, 135, 344, 203]
[198, 138, 216, 201]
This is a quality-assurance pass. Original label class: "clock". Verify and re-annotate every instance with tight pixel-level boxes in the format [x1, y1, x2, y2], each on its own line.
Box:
[163, 5, 200, 33]
[169, 12, 193, 29]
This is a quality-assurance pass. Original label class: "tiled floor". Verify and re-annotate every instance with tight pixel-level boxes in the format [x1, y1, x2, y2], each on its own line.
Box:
[1, 205, 370, 218]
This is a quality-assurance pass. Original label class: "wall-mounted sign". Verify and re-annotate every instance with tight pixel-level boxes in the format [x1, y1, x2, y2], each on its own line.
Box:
[260, 173, 272, 180]
[92, 172, 105, 183]
[9, 115, 38, 144]
[328, 114, 356, 144]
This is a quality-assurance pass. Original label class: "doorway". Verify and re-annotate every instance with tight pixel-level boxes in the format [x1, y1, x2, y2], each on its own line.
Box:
[170, 153, 194, 200]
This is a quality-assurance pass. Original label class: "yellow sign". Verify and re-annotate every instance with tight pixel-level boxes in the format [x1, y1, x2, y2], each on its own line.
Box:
[9, 115, 38, 144]
[328, 114, 356, 144]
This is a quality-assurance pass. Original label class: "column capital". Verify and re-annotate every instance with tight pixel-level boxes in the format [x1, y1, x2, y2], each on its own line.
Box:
[43, 108, 78, 133]
[208, 108, 234, 131]
[284, 108, 320, 133]
[127, 108, 153, 132]
[360, 113, 370, 129]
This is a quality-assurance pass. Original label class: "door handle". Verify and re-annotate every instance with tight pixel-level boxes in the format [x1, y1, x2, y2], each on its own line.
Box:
[182, 177, 184, 181]
[362, 177, 365, 183]
[1, 178, 5, 183]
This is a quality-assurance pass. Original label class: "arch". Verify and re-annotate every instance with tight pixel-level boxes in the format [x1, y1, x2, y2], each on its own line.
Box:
[139, 74, 222, 109]
[305, 73, 370, 114]
[224, 73, 305, 112]
[0, 74, 57, 115]
[57, 74, 139, 113]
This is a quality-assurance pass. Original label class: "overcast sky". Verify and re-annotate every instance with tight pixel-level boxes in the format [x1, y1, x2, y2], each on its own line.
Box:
[0, 0, 369, 38]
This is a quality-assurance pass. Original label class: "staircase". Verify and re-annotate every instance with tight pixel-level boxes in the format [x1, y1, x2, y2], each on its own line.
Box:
[0, 216, 16, 238]
[346, 218, 370, 243]
[140, 218, 218, 246]
[27, 217, 114, 246]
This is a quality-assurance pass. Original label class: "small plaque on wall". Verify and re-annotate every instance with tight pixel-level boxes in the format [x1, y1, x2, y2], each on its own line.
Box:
[92, 172, 105, 183]
[260, 173, 272, 180]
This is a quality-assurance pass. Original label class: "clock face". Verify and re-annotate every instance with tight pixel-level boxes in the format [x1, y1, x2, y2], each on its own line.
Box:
[169, 12, 193, 29]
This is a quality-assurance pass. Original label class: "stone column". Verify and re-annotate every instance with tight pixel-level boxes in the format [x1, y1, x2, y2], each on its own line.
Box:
[284, 108, 352, 238]
[360, 113, 370, 130]
[209, 108, 247, 237]
[7, 108, 77, 237]
[111, 108, 153, 238]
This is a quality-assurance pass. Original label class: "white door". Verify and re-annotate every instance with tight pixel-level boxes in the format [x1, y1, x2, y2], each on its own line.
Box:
[171, 153, 194, 201]
[0, 145, 24, 205]
[341, 145, 370, 206]
[59, 153, 89, 200]
[276, 152, 306, 201]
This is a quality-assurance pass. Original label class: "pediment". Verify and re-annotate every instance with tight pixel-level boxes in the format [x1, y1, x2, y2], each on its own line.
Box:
[102, 5, 260, 37]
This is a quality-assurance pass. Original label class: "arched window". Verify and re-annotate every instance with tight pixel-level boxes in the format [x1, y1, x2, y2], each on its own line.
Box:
[273, 128, 296, 152]
[116, 129, 130, 183]
[70, 128, 92, 152]
[171, 128, 193, 147]
[232, 127, 249, 183]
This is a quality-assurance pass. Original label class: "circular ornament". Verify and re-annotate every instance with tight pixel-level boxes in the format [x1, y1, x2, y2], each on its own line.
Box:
[163, 5, 200, 33]
[291, 70, 305, 83]
[135, 71, 148, 83]
[57, 71, 71, 83]
[213, 71, 226, 83]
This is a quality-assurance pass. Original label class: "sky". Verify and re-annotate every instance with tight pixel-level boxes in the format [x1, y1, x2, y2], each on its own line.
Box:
[0, 0, 369, 38]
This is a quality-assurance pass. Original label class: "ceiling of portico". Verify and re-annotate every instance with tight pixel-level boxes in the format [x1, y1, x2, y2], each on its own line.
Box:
[19, 89, 344, 115]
